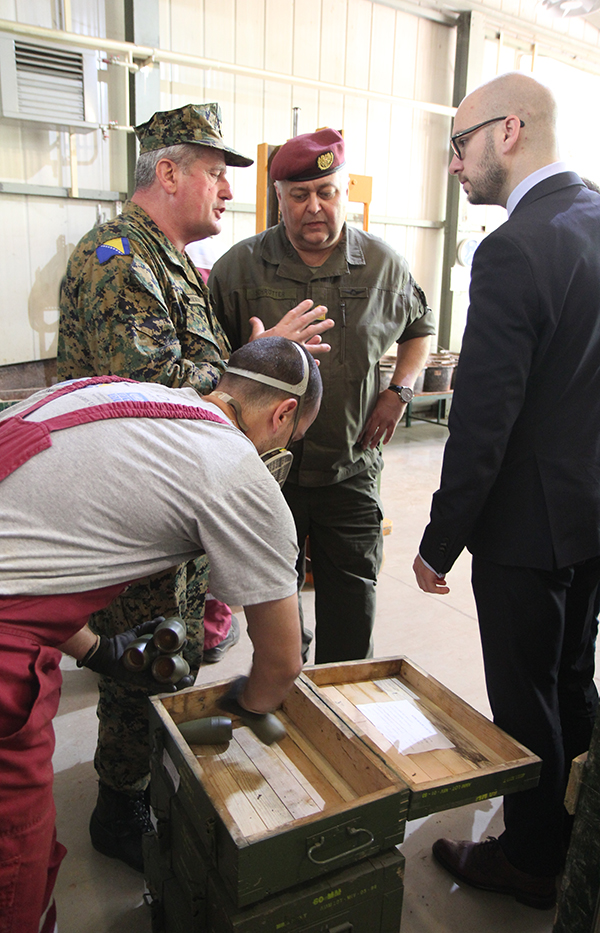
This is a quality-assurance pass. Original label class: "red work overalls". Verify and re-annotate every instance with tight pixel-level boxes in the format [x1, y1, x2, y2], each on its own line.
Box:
[0, 377, 227, 933]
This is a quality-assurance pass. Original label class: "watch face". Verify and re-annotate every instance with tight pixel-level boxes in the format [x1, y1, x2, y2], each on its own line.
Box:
[389, 384, 414, 402]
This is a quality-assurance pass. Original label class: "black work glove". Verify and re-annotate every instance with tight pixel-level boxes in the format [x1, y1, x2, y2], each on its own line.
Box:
[218, 676, 286, 745]
[77, 617, 194, 693]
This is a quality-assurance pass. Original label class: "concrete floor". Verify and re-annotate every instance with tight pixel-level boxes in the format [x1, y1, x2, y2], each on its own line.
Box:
[52, 418, 583, 932]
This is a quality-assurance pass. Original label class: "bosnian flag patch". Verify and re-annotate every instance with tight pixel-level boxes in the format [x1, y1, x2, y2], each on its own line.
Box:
[96, 237, 131, 264]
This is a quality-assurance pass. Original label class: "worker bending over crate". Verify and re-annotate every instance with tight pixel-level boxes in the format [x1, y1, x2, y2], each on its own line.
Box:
[0, 336, 320, 933]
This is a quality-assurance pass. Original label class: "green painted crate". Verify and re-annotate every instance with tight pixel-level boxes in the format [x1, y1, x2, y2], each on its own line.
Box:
[148, 679, 409, 908]
[300, 657, 541, 820]
[146, 811, 404, 933]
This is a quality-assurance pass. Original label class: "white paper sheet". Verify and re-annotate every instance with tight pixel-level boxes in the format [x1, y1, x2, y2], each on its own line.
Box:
[357, 700, 455, 755]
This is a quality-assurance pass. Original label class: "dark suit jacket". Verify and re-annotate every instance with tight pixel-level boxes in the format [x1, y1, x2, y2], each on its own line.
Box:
[420, 172, 600, 574]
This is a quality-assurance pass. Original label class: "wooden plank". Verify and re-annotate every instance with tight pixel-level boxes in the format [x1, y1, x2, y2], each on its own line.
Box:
[565, 752, 589, 816]
[334, 681, 472, 780]
[398, 660, 532, 761]
[337, 681, 384, 706]
[195, 746, 270, 838]
[313, 672, 505, 783]
[322, 685, 432, 785]
[157, 679, 231, 724]
[269, 739, 327, 810]
[273, 729, 350, 810]
[255, 142, 269, 234]
[282, 716, 357, 804]
[303, 658, 401, 687]
[407, 751, 453, 781]
[339, 680, 457, 774]
[284, 683, 396, 796]
[429, 748, 474, 777]
[332, 669, 510, 770]
[234, 727, 323, 820]
[219, 733, 297, 831]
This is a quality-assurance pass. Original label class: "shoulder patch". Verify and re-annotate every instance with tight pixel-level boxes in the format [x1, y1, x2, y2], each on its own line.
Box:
[96, 237, 131, 264]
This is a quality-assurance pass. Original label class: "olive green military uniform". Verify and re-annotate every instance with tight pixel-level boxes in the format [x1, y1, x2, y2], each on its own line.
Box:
[210, 222, 436, 663]
[58, 201, 230, 793]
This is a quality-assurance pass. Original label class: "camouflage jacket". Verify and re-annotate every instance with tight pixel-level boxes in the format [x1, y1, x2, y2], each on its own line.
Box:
[57, 201, 230, 392]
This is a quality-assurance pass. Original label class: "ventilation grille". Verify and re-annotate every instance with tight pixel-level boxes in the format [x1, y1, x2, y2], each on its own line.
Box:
[15, 41, 85, 121]
[0, 33, 98, 130]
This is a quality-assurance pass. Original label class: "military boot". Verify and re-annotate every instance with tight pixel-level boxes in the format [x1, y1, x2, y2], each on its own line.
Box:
[89, 781, 153, 872]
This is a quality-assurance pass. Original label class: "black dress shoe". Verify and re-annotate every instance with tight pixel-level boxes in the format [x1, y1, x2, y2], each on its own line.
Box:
[89, 782, 153, 873]
[203, 614, 240, 663]
[432, 836, 557, 910]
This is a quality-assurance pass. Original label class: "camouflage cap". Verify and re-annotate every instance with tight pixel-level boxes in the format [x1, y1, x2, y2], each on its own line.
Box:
[134, 103, 254, 167]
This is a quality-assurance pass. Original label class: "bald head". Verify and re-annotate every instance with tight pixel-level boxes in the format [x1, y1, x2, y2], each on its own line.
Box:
[464, 73, 557, 155]
[451, 73, 560, 205]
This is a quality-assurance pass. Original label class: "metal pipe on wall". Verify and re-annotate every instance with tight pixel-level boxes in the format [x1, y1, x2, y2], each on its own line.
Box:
[0, 18, 456, 120]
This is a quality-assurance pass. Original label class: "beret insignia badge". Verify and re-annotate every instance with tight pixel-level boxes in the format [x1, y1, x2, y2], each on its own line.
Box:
[317, 150, 335, 172]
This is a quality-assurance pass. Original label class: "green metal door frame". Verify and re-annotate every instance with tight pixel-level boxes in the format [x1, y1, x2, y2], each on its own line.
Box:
[437, 11, 485, 350]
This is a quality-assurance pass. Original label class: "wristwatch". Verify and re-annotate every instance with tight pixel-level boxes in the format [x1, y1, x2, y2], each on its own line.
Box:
[387, 384, 414, 403]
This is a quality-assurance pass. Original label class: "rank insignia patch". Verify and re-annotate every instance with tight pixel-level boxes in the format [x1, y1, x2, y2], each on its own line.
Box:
[96, 237, 131, 264]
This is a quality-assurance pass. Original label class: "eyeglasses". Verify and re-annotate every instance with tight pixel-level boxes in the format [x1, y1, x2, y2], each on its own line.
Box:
[450, 116, 525, 159]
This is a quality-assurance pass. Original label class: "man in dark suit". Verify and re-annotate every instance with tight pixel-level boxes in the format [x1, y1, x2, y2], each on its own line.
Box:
[414, 72, 600, 910]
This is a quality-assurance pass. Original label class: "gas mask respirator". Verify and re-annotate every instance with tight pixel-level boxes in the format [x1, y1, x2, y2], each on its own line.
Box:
[215, 344, 309, 488]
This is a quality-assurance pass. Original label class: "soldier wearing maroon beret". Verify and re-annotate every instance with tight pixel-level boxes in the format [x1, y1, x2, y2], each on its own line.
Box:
[210, 127, 436, 664]
[270, 127, 346, 181]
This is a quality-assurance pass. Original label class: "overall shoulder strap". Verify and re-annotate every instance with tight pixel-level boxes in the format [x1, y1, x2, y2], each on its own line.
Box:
[0, 378, 229, 483]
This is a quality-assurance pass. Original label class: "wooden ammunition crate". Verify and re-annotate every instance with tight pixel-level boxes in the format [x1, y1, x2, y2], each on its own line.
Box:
[149, 679, 409, 908]
[300, 657, 541, 820]
[145, 797, 405, 933]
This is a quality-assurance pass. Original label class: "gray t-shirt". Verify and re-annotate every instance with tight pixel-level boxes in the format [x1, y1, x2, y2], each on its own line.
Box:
[0, 381, 298, 605]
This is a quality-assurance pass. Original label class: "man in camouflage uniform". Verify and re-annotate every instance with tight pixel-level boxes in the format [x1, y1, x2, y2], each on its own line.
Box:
[57, 103, 333, 873]
[57, 104, 252, 873]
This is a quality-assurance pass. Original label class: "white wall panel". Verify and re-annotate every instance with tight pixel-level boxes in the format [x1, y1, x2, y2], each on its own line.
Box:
[265, 0, 293, 74]
[344, 0, 372, 90]
[262, 81, 293, 142]
[342, 95, 368, 174]
[316, 90, 344, 132]
[14, 0, 53, 28]
[2, 0, 458, 365]
[205, 0, 234, 61]
[0, 0, 17, 20]
[289, 85, 319, 136]
[293, 0, 321, 79]
[235, 0, 264, 69]
[386, 104, 416, 216]
[0, 120, 26, 180]
[231, 74, 262, 203]
[231, 209, 255, 248]
[320, 0, 347, 84]
[391, 12, 419, 99]
[170, 0, 204, 55]
[0, 195, 104, 363]
[369, 1, 396, 93]
[365, 98, 391, 213]
[0, 196, 32, 364]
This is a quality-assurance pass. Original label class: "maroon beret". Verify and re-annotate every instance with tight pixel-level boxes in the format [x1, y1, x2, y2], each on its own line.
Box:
[270, 128, 345, 182]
